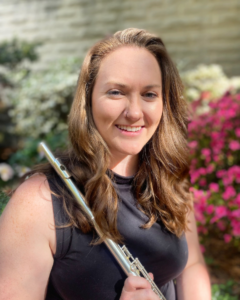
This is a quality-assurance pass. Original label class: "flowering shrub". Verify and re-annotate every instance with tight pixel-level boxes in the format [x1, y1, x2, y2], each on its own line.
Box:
[181, 64, 240, 103]
[4, 57, 80, 138]
[188, 93, 240, 246]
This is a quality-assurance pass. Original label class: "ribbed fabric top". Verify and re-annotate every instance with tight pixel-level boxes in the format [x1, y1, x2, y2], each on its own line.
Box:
[46, 172, 188, 300]
[111, 171, 134, 185]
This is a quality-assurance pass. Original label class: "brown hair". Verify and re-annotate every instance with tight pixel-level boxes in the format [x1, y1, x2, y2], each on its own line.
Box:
[26, 28, 192, 243]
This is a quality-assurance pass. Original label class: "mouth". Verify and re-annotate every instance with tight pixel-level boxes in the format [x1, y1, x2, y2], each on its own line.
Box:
[115, 125, 144, 132]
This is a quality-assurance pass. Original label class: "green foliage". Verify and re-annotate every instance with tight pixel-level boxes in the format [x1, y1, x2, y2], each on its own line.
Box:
[212, 281, 238, 300]
[0, 190, 10, 215]
[0, 39, 39, 69]
[8, 131, 69, 167]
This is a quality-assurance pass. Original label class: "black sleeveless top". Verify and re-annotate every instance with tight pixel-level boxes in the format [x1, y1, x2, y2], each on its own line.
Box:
[46, 173, 188, 300]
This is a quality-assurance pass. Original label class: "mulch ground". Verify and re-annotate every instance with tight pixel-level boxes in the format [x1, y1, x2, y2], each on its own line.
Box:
[204, 235, 240, 296]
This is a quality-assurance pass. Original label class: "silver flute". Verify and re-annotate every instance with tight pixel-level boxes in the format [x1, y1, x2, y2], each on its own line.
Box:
[38, 141, 166, 300]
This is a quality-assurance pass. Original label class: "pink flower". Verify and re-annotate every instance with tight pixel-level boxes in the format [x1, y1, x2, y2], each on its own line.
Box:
[232, 226, 240, 236]
[231, 219, 239, 228]
[201, 148, 211, 157]
[229, 141, 240, 151]
[230, 218, 240, 236]
[222, 186, 236, 200]
[190, 170, 200, 184]
[217, 170, 227, 178]
[198, 168, 207, 175]
[189, 141, 198, 149]
[224, 234, 232, 243]
[234, 194, 240, 205]
[236, 173, 240, 184]
[209, 183, 219, 193]
[201, 91, 211, 99]
[210, 216, 219, 224]
[209, 102, 218, 109]
[199, 179, 207, 187]
[194, 209, 206, 224]
[191, 159, 198, 166]
[215, 206, 228, 218]
[225, 108, 236, 118]
[222, 175, 234, 186]
[192, 189, 205, 199]
[228, 165, 240, 176]
[213, 155, 220, 163]
[235, 128, 240, 138]
[206, 164, 215, 174]
[206, 205, 214, 214]
[231, 209, 240, 218]
[217, 221, 226, 231]
[211, 132, 222, 140]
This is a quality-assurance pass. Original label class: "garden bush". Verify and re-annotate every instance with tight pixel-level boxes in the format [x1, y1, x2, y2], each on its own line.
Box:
[188, 92, 240, 246]
[212, 281, 238, 300]
[188, 92, 240, 290]
[0, 39, 40, 161]
[4, 57, 80, 138]
[0, 39, 39, 69]
[181, 64, 240, 105]
[0, 57, 79, 192]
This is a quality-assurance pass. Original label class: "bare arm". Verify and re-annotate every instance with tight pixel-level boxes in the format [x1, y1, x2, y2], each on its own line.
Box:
[0, 175, 56, 300]
[176, 210, 211, 300]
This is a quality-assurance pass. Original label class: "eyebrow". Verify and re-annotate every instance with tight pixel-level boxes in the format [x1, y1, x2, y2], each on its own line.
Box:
[104, 82, 161, 89]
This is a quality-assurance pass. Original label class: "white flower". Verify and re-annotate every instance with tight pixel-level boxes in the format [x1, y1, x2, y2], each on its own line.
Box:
[229, 77, 240, 91]
[15, 165, 31, 177]
[186, 88, 200, 101]
[0, 163, 14, 181]
[181, 64, 240, 103]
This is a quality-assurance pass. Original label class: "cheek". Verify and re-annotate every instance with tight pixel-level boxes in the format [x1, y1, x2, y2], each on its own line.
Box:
[92, 101, 123, 130]
[143, 102, 163, 126]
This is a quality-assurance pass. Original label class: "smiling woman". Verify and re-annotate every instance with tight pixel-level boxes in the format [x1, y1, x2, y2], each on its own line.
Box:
[0, 28, 211, 300]
[92, 46, 163, 174]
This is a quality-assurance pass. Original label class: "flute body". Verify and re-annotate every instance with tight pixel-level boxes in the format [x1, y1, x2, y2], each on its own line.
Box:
[38, 141, 166, 300]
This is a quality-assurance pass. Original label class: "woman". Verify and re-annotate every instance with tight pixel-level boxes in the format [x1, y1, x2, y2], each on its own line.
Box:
[0, 28, 211, 300]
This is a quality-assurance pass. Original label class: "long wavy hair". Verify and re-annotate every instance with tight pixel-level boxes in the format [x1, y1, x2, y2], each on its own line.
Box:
[25, 28, 192, 243]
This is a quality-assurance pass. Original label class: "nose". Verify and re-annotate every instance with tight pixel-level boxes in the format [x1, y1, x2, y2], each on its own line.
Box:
[124, 95, 143, 121]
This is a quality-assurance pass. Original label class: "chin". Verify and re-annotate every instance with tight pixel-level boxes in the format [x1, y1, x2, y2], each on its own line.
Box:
[119, 147, 143, 156]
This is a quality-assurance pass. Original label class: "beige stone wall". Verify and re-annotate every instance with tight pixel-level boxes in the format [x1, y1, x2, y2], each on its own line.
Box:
[0, 0, 239, 75]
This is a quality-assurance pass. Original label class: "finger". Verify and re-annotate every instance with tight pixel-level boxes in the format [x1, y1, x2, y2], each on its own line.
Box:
[122, 287, 159, 300]
[148, 272, 154, 280]
[123, 274, 152, 293]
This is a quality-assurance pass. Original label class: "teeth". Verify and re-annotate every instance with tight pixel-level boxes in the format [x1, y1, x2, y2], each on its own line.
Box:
[117, 125, 142, 132]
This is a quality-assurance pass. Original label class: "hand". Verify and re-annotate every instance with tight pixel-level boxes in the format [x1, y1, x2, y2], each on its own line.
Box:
[120, 273, 160, 300]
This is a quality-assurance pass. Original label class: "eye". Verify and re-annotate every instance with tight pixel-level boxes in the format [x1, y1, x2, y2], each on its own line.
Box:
[107, 89, 122, 96]
[144, 92, 157, 99]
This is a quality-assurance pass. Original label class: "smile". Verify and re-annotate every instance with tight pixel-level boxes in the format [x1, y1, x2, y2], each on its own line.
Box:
[116, 125, 143, 132]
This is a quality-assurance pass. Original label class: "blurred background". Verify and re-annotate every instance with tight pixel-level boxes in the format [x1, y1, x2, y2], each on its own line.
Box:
[0, 0, 239, 299]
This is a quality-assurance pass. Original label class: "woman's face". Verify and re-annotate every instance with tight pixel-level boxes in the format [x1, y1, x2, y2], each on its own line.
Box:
[92, 46, 163, 160]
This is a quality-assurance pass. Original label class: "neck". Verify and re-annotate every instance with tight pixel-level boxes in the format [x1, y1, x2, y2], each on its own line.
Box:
[109, 154, 139, 177]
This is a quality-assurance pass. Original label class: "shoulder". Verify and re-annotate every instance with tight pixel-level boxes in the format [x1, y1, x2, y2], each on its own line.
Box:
[0, 174, 57, 299]
[0, 174, 56, 255]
